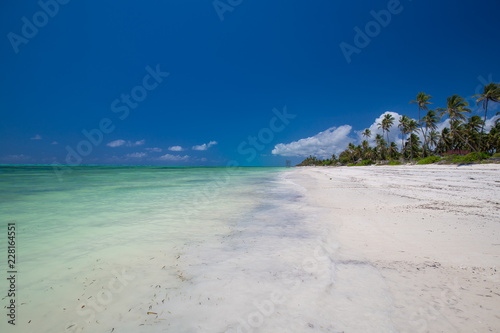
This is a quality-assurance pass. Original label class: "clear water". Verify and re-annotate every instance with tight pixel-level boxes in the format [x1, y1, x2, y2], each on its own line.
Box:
[0, 166, 395, 333]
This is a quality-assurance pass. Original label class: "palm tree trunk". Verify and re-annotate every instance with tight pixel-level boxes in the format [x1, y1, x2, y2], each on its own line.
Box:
[400, 130, 405, 154]
[481, 101, 488, 151]
[424, 126, 429, 157]
[454, 129, 477, 152]
[410, 132, 413, 160]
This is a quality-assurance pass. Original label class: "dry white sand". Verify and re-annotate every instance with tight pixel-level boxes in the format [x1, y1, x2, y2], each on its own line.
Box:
[288, 164, 500, 333]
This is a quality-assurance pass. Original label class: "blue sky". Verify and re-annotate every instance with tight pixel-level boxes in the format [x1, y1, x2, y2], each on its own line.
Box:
[1, 0, 499, 166]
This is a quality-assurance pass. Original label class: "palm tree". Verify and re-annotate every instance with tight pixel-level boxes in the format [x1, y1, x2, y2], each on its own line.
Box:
[427, 130, 440, 154]
[377, 139, 387, 160]
[437, 95, 474, 151]
[473, 83, 500, 150]
[378, 113, 395, 144]
[421, 110, 440, 156]
[354, 145, 363, 161]
[438, 95, 471, 122]
[362, 128, 371, 140]
[464, 115, 484, 151]
[346, 143, 359, 163]
[398, 115, 410, 153]
[437, 127, 452, 154]
[405, 133, 422, 159]
[388, 142, 399, 159]
[487, 121, 500, 153]
[410, 92, 433, 123]
[406, 119, 419, 159]
[374, 134, 387, 160]
[366, 147, 377, 160]
[449, 119, 467, 150]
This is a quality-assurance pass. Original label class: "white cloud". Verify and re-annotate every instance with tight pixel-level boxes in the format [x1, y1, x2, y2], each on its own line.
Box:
[485, 114, 500, 131]
[168, 146, 184, 152]
[107, 139, 145, 148]
[30, 134, 42, 140]
[107, 139, 126, 147]
[51, 141, 58, 145]
[2, 154, 30, 161]
[192, 141, 217, 151]
[125, 152, 147, 158]
[159, 154, 189, 161]
[146, 147, 162, 152]
[129, 139, 145, 147]
[272, 125, 353, 158]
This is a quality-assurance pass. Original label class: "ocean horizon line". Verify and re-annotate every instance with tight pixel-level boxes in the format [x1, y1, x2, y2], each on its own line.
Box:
[0, 164, 288, 168]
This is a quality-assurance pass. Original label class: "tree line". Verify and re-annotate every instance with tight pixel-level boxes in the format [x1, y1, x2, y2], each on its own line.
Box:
[298, 83, 500, 166]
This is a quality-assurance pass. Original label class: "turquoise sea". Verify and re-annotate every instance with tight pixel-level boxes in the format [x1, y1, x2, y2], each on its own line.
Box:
[0, 166, 393, 332]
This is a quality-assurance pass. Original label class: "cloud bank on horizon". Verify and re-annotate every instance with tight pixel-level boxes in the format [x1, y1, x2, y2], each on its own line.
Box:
[108, 140, 217, 163]
[272, 111, 500, 159]
[272, 125, 353, 158]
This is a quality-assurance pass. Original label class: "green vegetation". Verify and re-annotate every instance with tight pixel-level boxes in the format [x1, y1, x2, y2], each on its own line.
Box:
[348, 160, 374, 167]
[296, 155, 324, 166]
[450, 152, 490, 164]
[298, 82, 500, 166]
[417, 156, 441, 164]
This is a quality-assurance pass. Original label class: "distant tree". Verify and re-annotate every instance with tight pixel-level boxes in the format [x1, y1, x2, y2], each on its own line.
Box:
[388, 142, 399, 159]
[362, 128, 371, 140]
[437, 127, 452, 153]
[473, 83, 500, 149]
[375, 134, 387, 160]
[405, 133, 422, 158]
[438, 95, 474, 151]
[297, 155, 324, 166]
[398, 115, 410, 154]
[406, 119, 419, 159]
[427, 130, 440, 154]
[464, 115, 485, 151]
[378, 113, 395, 144]
[410, 92, 432, 123]
[421, 110, 440, 156]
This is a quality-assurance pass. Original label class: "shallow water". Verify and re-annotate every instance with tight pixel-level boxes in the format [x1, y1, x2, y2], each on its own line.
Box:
[0, 166, 395, 332]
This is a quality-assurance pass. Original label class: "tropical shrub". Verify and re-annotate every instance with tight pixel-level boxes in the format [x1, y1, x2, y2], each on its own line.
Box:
[452, 152, 490, 163]
[417, 156, 441, 164]
[357, 159, 374, 166]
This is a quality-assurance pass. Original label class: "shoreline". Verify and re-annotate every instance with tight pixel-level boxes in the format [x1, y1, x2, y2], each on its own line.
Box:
[287, 164, 500, 332]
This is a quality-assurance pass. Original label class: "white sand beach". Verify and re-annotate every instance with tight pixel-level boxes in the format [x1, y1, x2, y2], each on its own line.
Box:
[288, 164, 500, 332]
[3, 165, 499, 333]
